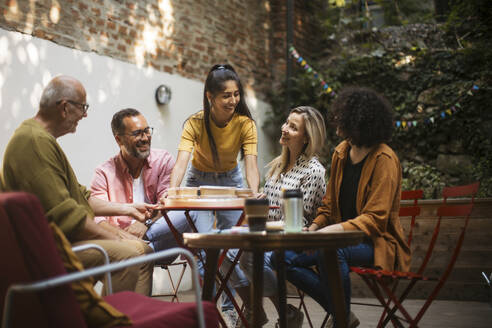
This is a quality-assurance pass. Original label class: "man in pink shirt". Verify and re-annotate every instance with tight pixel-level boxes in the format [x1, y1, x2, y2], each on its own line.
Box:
[90, 108, 190, 252]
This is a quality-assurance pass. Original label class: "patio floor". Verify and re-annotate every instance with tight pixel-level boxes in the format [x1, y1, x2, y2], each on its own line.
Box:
[167, 291, 492, 327]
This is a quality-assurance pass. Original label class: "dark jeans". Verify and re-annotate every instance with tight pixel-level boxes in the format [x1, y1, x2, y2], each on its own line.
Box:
[281, 241, 374, 319]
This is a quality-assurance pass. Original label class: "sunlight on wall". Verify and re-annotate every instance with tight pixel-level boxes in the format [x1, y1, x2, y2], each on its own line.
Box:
[0, 72, 4, 108]
[82, 55, 93, 74]
[26, 42, 39, 65]
[134, 0, 175, 68]
[159, 0, 175, 38]
[4, 0, 19, 23]
[49, 1, 61, 24]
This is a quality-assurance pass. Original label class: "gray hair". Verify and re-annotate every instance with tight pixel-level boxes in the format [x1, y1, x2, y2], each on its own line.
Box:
[39, 76, 80, 112]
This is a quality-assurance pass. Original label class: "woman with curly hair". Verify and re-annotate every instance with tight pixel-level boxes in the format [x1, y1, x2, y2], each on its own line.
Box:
[282, 87, 411, 327]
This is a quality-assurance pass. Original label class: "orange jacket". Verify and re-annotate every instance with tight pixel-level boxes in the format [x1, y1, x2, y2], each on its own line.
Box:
[313, 141, 411, 272]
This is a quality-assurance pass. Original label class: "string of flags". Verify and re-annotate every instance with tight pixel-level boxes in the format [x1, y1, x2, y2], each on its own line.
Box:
[289, 45, 481, 130]
[289, 46, 336, 97]
[395, 84, 480, 129]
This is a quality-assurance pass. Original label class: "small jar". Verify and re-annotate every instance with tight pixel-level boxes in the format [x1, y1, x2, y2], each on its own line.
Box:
[282, 189, 303, 232]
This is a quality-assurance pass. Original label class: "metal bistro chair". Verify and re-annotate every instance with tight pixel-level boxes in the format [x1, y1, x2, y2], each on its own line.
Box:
[301, 190, 423, 328]
[347, 189, 423, 314]
[0, 192, 219, 328]
[152, 256, 189, 302]
[351, 182, 479, 328]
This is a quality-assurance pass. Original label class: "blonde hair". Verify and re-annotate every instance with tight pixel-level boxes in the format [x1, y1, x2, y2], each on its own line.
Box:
[266, 106, 326, 180]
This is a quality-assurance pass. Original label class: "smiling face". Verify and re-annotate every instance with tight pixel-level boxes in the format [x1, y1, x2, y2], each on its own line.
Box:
[208, 80, 240, 125]
[116, 115, 152, 159]
[279, 112, 307, 151]
[60, 84, 88, 135]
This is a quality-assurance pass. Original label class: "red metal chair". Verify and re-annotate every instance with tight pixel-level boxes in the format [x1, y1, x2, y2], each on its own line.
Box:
[292, 190, 424, 328]
[351, 182, 479, 327]
[0, 192, 219, 328]
[400, 189, 424, 247]
[342, 189, 422, 328]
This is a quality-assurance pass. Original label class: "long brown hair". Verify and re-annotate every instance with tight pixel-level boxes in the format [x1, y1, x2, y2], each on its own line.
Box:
[203, 64, 253, 169]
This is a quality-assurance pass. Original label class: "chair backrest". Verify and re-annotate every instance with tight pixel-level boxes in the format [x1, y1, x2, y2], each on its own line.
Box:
[442, 181, 480, 204]
[401, 189, 424, 204]
[418, 182, 480, 280]
[399, 189, 423, 247]
[0, 192, 86, 328]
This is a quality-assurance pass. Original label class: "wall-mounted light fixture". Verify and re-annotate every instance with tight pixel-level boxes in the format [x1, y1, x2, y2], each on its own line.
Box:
[155, 84, 172, 105]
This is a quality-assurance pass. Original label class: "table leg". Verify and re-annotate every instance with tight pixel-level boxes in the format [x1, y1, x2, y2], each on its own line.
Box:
[203, 249, 220, 301]
[275, 250, 287, 328]
[322, 249, 348, 328]
[251, 251, 264, 328]
[184, 210, 199, 232]
[162, 210, 185, 247]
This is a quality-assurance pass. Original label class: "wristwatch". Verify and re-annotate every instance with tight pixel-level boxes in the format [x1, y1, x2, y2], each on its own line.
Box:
[144, 219, 153, 227]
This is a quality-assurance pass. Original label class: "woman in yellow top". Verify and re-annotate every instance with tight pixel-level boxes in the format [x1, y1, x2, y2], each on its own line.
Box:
[162, 64, 259, 232]
[161, 65, 259, 324]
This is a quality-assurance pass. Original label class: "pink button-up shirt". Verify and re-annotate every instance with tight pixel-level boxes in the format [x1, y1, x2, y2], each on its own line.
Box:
[90, 149, 175, 228]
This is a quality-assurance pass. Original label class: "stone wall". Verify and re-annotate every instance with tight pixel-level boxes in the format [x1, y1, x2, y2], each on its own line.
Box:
[0, 0, 324, 99]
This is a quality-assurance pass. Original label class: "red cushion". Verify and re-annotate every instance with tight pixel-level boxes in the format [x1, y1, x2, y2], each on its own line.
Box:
[0, 192, 85, 328]
[106, 291, 219, 328]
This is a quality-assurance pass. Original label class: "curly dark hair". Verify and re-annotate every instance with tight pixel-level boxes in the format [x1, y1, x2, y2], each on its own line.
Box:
[331, 86, 394, 147]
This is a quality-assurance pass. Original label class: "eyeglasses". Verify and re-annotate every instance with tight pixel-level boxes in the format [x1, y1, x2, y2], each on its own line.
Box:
[57, 99, 89, 114]
[120, 127, 154, 139]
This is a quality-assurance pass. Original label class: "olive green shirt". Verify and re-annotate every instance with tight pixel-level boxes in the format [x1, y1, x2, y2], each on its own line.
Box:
[2, 118, 93, 240]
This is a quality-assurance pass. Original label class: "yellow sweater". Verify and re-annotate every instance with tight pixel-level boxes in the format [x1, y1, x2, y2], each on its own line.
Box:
[178, 111, 257, 172]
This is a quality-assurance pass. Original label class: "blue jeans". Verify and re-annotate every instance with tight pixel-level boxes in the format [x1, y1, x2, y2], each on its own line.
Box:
[282, 241, 374, 320]
[145, 211, 191, 253]
[237, 250, 277, 296]
[185, 164, 244, 230]
[185, 164, 249, 310]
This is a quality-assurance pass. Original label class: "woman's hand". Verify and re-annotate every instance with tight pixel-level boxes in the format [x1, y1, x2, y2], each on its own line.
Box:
[256, 192, 267, 199]
[316, 223, 344, 233]
[304, 222, 319, 232]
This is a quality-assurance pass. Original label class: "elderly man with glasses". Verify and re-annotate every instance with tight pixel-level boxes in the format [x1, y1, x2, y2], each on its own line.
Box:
[1, 75, 155, 295]
[90, 108, 191, 254]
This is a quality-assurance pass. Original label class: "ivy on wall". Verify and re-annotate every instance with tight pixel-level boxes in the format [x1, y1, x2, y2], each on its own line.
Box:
[265, 0, 492, 197]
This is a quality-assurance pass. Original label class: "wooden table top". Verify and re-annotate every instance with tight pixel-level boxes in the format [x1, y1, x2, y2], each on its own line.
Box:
[183, 231, 365, 251]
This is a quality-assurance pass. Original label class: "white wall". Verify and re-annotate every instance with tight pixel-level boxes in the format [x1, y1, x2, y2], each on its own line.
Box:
[0, 28, 275, 187]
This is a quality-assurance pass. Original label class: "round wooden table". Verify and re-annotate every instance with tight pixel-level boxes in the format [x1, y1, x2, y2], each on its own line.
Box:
[183, 230, 365, 328]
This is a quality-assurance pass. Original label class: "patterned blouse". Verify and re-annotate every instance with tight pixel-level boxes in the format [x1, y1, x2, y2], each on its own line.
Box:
[264, 155, 326, 226]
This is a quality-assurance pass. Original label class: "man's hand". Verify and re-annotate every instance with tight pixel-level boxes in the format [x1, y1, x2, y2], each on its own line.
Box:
[159, 191, 168, 205]
[126, 203, 158, 222]
[117, 227, 142, 241]
[125, 220, 148, 239]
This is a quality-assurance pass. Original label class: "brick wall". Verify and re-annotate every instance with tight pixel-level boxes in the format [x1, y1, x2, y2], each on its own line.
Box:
[0, 0, 324, 99]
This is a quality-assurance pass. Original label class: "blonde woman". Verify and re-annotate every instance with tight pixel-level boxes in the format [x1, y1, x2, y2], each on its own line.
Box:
[227, 106, 327, 327]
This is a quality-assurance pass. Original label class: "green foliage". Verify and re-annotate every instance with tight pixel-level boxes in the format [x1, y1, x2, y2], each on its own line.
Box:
[402, 161, 446, 199]
[265, 0, 492, 198]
